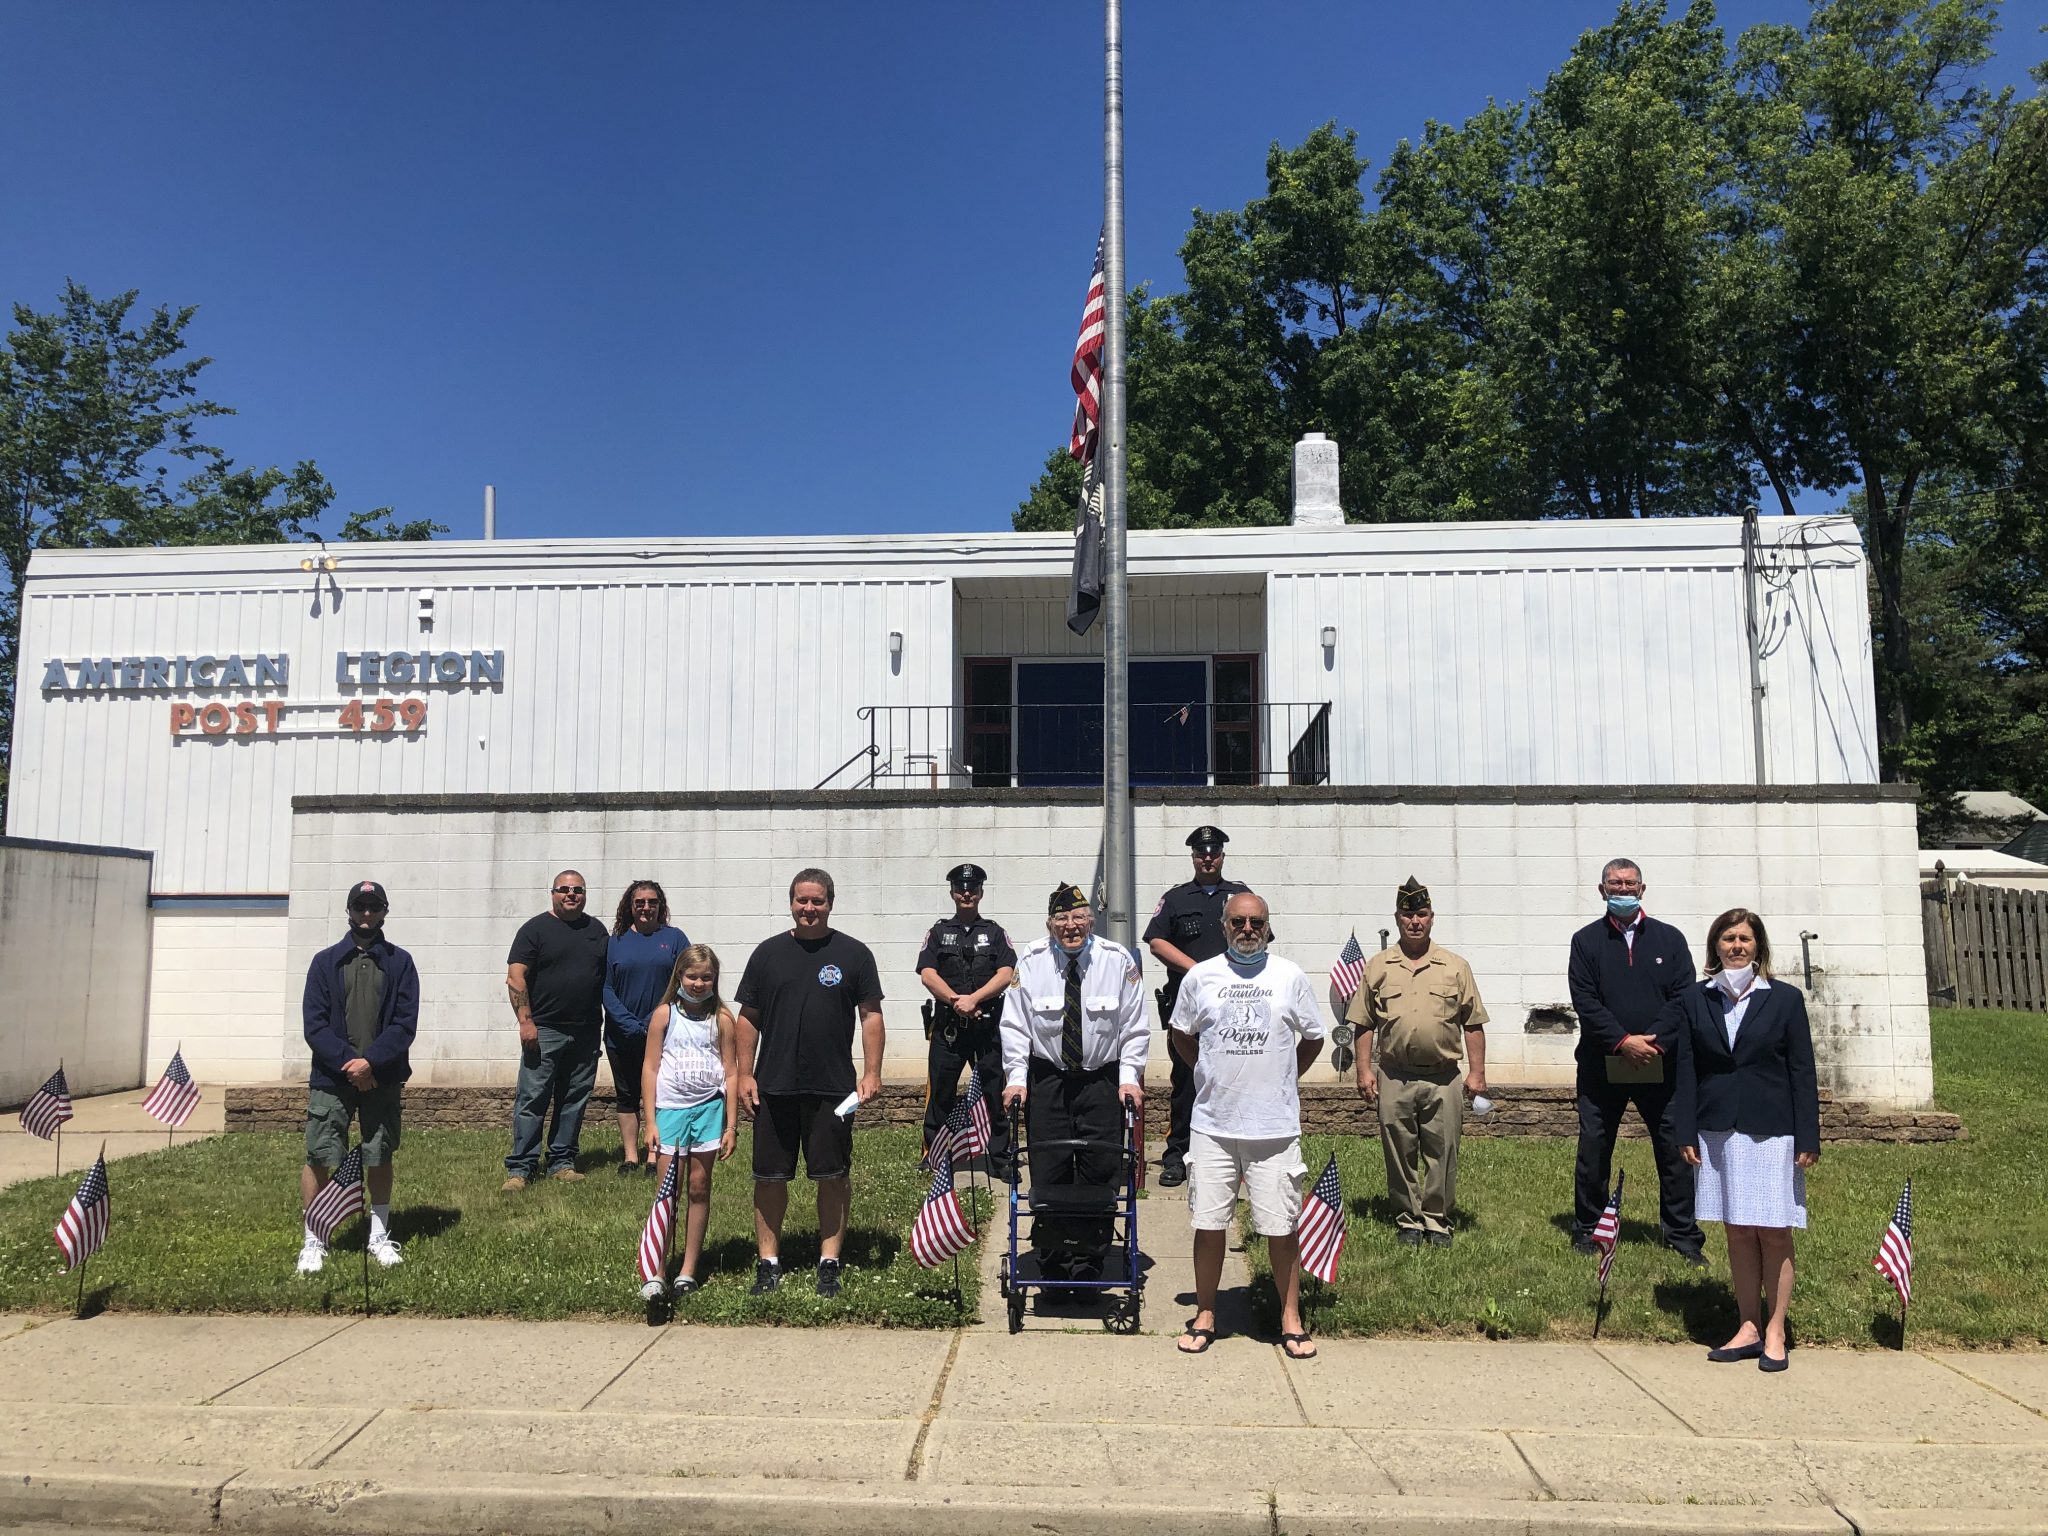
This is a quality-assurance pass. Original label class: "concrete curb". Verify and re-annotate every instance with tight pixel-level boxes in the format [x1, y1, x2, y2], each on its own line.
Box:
[8, 1462, 2048, 1536]
[0, 1459, 232, 1533]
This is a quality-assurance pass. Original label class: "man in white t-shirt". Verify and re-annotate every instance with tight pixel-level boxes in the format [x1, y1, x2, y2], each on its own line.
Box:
[1168, 891, 1326, 1358]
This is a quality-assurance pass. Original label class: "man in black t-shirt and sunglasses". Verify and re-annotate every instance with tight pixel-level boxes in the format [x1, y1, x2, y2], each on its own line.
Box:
[735, 867, 885, 1299]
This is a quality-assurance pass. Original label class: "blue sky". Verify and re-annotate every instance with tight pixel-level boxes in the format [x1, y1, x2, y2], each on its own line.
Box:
[3, 2, 2040, 541]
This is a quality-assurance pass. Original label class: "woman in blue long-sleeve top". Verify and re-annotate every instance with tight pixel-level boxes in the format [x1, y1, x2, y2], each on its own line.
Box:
[606, 881, 688, 1173]
[1670, 907, 1822, 1374]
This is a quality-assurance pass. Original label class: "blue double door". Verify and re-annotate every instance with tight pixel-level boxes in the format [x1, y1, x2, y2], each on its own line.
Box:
[1015, 659, 1209, 787]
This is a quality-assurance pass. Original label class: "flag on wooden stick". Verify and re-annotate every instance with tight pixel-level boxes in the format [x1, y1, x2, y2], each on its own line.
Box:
[141, 1049, 201, 1129]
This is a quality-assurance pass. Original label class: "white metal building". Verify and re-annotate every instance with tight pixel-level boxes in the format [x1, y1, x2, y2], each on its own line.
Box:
[8, 458, 1920, 1100]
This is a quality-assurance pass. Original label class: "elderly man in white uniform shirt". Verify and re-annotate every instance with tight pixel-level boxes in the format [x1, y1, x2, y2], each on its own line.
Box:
[1168, 891, 1326, 1357]
[1001, 882, 1149, 1285]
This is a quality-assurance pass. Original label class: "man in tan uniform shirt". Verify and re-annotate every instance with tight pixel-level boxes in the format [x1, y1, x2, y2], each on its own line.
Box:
[1345, 877, 1489, 1246]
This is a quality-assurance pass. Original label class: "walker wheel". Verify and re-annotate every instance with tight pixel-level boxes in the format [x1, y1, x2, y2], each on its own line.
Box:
[1008, 1292, 1026, 1334]
[1103, 1294, 1140, 1335]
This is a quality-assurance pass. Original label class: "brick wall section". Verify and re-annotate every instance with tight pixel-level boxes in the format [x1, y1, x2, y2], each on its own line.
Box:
[277, 785, 1935, 1106]
[225, 1081, 1960, 1144]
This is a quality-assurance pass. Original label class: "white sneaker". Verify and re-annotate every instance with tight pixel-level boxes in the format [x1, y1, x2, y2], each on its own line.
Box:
[639, 1278, 667, 1302]
[296, 1238, 328, 1275]
[367, 1234, 403, 1268]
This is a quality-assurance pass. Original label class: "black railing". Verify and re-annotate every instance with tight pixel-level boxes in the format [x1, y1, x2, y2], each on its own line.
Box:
[830, 702, 1334, 789]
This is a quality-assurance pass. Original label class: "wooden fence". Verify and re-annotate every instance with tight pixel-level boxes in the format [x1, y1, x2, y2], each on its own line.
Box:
[1921, 875, 2048, 1012]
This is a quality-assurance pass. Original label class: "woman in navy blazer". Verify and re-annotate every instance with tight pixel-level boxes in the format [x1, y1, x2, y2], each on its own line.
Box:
[1669, 909, 1821, 1373]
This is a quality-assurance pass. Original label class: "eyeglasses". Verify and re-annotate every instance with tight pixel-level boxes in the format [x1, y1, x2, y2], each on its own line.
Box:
[631, 898, 660, 908]
[1225, 916, 1269, 930]
[554, 885, 586, 896]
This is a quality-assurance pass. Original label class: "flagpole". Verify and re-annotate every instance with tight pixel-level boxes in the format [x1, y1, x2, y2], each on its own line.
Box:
[55, 1057, 63, 1177]
[1099, 0, 1136, 958]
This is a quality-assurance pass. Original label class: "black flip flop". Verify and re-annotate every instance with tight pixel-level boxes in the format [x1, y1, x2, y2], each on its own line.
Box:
[1280, 1331, 1317, 1360]
[1177, 1326, 1217, 1354]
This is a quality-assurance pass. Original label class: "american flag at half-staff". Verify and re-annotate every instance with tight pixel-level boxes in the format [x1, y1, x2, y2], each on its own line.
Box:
[637, 1156, 681, 1285]
[946, 1070, 992, 1161]
[305, 1145, 366, 1245]
[1591, 1169, 1625, 1288]
[1330, 932, 1367, 1006]
[1874, 1180, 1913, 1309]
[54, 1152, 110, 1272]
[1296, 1154, 1348, 1282]
[141, 1048, 201, 1129]
[1069, 228, 1106, 463]
[21, 1066, 74, 1141]
[909, 1141, 974, 1269]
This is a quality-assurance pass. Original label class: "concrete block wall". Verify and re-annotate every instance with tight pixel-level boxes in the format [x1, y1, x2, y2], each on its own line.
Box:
[0, 837, 153, 1103]
[281, 787, 1932, 1106]
[145, 907, 290, 1085]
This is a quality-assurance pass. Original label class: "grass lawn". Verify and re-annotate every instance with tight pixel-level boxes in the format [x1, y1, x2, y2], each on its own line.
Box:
[0, 1125, 988, 1326]
[1244, 1007, 2048, 1348]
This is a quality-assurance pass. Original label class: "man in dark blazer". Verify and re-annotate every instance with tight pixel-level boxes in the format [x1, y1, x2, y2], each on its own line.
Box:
[1565, 858, 1704, 1263]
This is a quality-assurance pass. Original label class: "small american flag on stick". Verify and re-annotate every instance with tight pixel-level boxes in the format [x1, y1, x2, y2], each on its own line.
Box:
[1874, 1180, 1913, 1311]
[1296, 1154, 1348, 1282]
[1330, 932, 1367, 1005]
[141, 1048, 201, 1129]
[305, 1145, 366, 1244]
[637, 1156, 681, 1286]
[909, 1141, 974, 1269]
[947, 1071, 992, 1161]
[21, 1066, 73, 1141]
[1592, 1169, 1625, 1288]
[55, 1151, 110, 1272]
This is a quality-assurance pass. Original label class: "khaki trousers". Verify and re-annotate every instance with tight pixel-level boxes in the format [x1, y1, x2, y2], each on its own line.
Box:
[1376, 1064, 1464, 1236]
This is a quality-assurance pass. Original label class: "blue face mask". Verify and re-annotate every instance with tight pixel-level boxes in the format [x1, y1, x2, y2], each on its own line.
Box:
[1606, 895, 1643, 920]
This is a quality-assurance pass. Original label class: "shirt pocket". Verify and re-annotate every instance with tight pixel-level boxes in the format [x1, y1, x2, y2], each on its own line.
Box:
[1032, 995, 1065, 1015]
[1085, 995, 1121, 1015]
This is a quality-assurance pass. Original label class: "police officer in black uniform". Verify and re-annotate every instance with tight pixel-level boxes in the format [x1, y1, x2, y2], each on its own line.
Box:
[1142, 826, 1249, 1186]
[917, 864, 1018, 1175]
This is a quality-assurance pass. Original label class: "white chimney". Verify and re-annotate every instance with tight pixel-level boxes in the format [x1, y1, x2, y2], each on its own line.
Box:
[1291, 433, 1343, 527]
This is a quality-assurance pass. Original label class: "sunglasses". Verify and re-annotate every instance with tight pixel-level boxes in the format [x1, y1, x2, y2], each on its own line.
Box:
[554, 885, 586, 896]
[1225, 916, 1269, 929]
[631, 897, 660, 907]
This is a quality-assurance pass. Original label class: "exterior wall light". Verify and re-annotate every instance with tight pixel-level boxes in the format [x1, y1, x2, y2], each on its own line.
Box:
[1320, 626, 1337, 649]
[889, 631, 904, 659]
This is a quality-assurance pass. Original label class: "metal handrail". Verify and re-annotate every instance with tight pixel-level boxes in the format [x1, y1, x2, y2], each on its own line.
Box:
[812, 739, 881, 791]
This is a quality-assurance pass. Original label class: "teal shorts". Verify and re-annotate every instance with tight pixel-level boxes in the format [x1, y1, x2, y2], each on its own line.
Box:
[655, 1099, 726, 1154]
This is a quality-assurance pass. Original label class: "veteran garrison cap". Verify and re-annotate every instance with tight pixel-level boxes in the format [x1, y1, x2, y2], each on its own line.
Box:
[1186, 825, 1229, 851]
[1048, 883, 1092, 915]
[346, 879, 389, 911]
[947, 863, 987, 889]
[1394, 876, 1432, 915]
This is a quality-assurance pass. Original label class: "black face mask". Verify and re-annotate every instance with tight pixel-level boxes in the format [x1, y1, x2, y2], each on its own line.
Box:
[349, 911, 385, 944]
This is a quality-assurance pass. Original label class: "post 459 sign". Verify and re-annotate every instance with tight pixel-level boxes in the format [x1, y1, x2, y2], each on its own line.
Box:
[169, 697, 428, 737]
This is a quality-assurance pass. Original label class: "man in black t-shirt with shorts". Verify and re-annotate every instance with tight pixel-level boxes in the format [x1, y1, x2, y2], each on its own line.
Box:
[735, 867, 884, 1299]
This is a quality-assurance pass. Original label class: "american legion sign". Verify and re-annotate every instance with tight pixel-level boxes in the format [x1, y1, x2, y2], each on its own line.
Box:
[5, 439, 1930, 1107]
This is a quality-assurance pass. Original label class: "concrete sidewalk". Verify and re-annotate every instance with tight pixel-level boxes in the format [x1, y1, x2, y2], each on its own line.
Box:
[2, 1305, 2044, 1535]
[0, 1089, 225, 1191]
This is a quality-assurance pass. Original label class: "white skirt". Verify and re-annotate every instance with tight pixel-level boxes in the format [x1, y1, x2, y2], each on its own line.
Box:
[1694, 1130, 1807, 1229]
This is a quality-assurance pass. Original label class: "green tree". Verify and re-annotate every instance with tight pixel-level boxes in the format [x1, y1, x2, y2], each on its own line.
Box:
[1732, 0, 2048, 769]
[0, 282, 442, 821]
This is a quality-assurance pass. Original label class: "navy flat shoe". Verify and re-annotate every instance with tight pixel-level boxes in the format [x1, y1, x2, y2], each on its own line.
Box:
[1707, 1342, 1765, 1362]
[1759, 1350, 1790, 1372]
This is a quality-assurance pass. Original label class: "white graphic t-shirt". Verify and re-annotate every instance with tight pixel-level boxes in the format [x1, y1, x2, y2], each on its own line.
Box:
[1168, 952, 1326, 1139]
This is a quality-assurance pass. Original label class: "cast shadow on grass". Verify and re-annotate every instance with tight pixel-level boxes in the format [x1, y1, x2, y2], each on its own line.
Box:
[75, 1283, 119, 1319]
[1650, 1276, 1740, 1344]
[1348, 1194, 1478, 1232]
[391, 1207, 461, 1244]
[1868, 1310, 1906, 1349]
[691, 1227, 905, 1276]
[1547, 1211, 1663, 1246]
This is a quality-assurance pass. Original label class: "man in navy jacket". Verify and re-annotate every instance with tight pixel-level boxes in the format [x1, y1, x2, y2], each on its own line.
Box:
[298, 880, 420, 1276]
[1565, 859, 1704, 1263]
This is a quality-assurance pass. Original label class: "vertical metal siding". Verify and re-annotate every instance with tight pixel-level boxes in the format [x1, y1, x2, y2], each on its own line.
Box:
[1266, 553, 1861, 787]
[9, 576, 948, 892]
[953, 592, 1265, 658]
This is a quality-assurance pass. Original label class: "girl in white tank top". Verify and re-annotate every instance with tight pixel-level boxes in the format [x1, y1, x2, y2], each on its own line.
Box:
[637, 944, 737, 1304]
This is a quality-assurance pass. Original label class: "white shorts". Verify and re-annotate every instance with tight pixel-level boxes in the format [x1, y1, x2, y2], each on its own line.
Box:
[1186, 1130, 1306, 1236]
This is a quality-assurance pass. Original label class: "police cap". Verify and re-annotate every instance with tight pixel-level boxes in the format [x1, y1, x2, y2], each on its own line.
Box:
[947, 863, 987, 890]
[1186, 825, 1229, 852]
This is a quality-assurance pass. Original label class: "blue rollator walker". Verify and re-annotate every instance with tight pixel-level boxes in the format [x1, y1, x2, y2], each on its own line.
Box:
[998, 1099, 1143, 1334]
